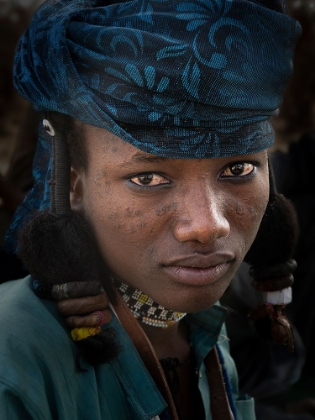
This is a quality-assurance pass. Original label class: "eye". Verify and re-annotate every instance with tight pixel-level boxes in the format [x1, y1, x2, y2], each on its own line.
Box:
[221, 162, 255, 178]
[130, 173, 170, 186]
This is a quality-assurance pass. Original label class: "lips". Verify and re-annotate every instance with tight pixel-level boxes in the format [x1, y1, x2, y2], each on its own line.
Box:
[162, 254, 235, 286]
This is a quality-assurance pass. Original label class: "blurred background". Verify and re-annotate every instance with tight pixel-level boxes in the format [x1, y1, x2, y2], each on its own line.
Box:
[0, 0, 42, 241]
[0, 1, 315, 419]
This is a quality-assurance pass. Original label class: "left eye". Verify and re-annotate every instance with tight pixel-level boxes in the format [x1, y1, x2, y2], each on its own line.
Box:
[221, 163, 255, 177]
[130, 173, 170, 186]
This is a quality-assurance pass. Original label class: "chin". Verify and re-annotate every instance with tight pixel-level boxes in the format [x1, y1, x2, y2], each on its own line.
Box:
[158, 281, 230, 314]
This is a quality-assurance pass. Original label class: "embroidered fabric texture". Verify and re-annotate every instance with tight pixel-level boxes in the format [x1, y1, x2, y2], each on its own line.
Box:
[14, 0, 300, 159]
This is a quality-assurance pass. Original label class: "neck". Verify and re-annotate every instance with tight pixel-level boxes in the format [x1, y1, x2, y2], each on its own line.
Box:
[114, 279, 191, 361]
[140, 319, 191, 362]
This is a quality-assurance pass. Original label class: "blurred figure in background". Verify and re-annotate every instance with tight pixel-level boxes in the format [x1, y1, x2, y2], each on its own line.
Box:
[224, 1, 315, 418]
[0, 0, 42, 243]
[0, 0, 42, 280]
[272, 0, 315, 383]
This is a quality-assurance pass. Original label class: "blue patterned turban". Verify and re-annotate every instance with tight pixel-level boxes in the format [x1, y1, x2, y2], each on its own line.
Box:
[14, 0, 300, 159]
[5, 0, 300, 256]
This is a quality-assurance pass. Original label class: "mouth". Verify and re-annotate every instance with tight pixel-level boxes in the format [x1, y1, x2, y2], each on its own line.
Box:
[162, 254, 235, 286]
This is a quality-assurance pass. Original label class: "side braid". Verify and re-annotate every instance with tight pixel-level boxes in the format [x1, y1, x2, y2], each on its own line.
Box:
[17, 114, 120, 366]
[244, 157, 299, 351]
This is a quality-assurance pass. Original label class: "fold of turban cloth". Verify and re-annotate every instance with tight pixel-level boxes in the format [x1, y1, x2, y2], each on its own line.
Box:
[5, 0, 300, 255]
[14, 0, 300, 159]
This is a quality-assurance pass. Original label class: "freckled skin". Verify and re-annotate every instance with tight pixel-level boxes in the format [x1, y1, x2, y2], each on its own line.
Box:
[70, 124, 269, 314]
[156, 202, 178, 216]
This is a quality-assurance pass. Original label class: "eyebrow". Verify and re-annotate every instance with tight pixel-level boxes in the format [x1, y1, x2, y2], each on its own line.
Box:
[124, 152, 170, 166]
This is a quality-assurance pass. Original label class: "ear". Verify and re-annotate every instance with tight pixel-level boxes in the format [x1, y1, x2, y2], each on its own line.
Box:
[70, 167, 84, 213]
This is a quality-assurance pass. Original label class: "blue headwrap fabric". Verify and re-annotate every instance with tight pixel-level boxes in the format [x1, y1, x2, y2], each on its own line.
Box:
[14, 0, 300, 159]
[5, 0, 300, 257]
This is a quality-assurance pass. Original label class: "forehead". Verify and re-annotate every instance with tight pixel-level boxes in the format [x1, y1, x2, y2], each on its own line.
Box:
[81, 122, 268, 169]
[83, 124, 165, 163]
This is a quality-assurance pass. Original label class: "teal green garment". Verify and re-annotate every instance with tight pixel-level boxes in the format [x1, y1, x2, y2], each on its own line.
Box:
[0, 276, 255, 420]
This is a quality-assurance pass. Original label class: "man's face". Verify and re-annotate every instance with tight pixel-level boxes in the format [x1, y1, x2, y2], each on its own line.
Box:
[71, 125, 269, 313]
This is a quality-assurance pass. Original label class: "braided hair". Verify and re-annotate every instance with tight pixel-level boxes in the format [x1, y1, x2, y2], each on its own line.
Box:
[17, 112, 120, 366]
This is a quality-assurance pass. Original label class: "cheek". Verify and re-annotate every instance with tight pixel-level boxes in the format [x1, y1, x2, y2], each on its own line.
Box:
[105, 206, 151, 237]
[83, 182, 164, 258]
[89, 203, 146, 242]
[229, 199, 267, 226]
[226, 181, 269, 250]
[249, 178, 270, 225]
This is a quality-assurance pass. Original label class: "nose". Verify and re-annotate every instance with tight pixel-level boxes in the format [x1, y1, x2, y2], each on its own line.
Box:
[174, 183, 230, 244]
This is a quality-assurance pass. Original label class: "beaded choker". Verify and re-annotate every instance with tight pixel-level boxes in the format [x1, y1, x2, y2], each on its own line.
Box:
[115, 281, 186, 328]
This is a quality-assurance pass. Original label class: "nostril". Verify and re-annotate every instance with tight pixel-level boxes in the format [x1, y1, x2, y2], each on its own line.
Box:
[173, 217, 230, 244]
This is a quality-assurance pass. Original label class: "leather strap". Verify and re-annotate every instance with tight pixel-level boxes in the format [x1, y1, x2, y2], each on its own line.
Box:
[113, 291, 179, 419]
[114, 291, 233, 420]
[204, 347, 234, 419]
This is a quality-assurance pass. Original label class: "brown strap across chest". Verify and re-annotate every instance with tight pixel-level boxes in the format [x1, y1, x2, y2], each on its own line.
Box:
[204, 348, 234, 420]
[113, 292, 179, 419]
[113, 292, 233, 420]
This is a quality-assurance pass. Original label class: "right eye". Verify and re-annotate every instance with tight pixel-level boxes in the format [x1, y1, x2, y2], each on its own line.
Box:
[221, 162, 256, 178]
[129, 173, 170, 186]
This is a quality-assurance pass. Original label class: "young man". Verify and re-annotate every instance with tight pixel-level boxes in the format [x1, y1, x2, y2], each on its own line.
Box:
[0, 0, 300, 419]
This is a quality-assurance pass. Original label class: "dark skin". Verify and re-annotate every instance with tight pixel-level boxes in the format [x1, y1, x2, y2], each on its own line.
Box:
[58, 122, 269, 417]
[58, 292, 112, 327]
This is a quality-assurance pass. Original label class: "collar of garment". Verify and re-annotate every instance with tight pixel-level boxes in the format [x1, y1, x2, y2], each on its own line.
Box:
[108, 298, 227, 419]
[31, 275, 228, 419]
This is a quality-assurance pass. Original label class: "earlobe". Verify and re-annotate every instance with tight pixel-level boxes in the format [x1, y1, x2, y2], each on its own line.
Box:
[70, 167, 84, 213]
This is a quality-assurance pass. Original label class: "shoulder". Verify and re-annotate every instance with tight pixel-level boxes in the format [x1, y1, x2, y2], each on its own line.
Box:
[0, 277, 78, 419]
[0, 276, 69, 347]
[0, 276, 78, 376]
[0, 278, 164, 420]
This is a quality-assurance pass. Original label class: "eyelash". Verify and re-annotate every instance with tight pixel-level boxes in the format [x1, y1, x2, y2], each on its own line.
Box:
[128, 161, 260, 187]
[128, 173, 170, 188]
[220, 161, 259, 179]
